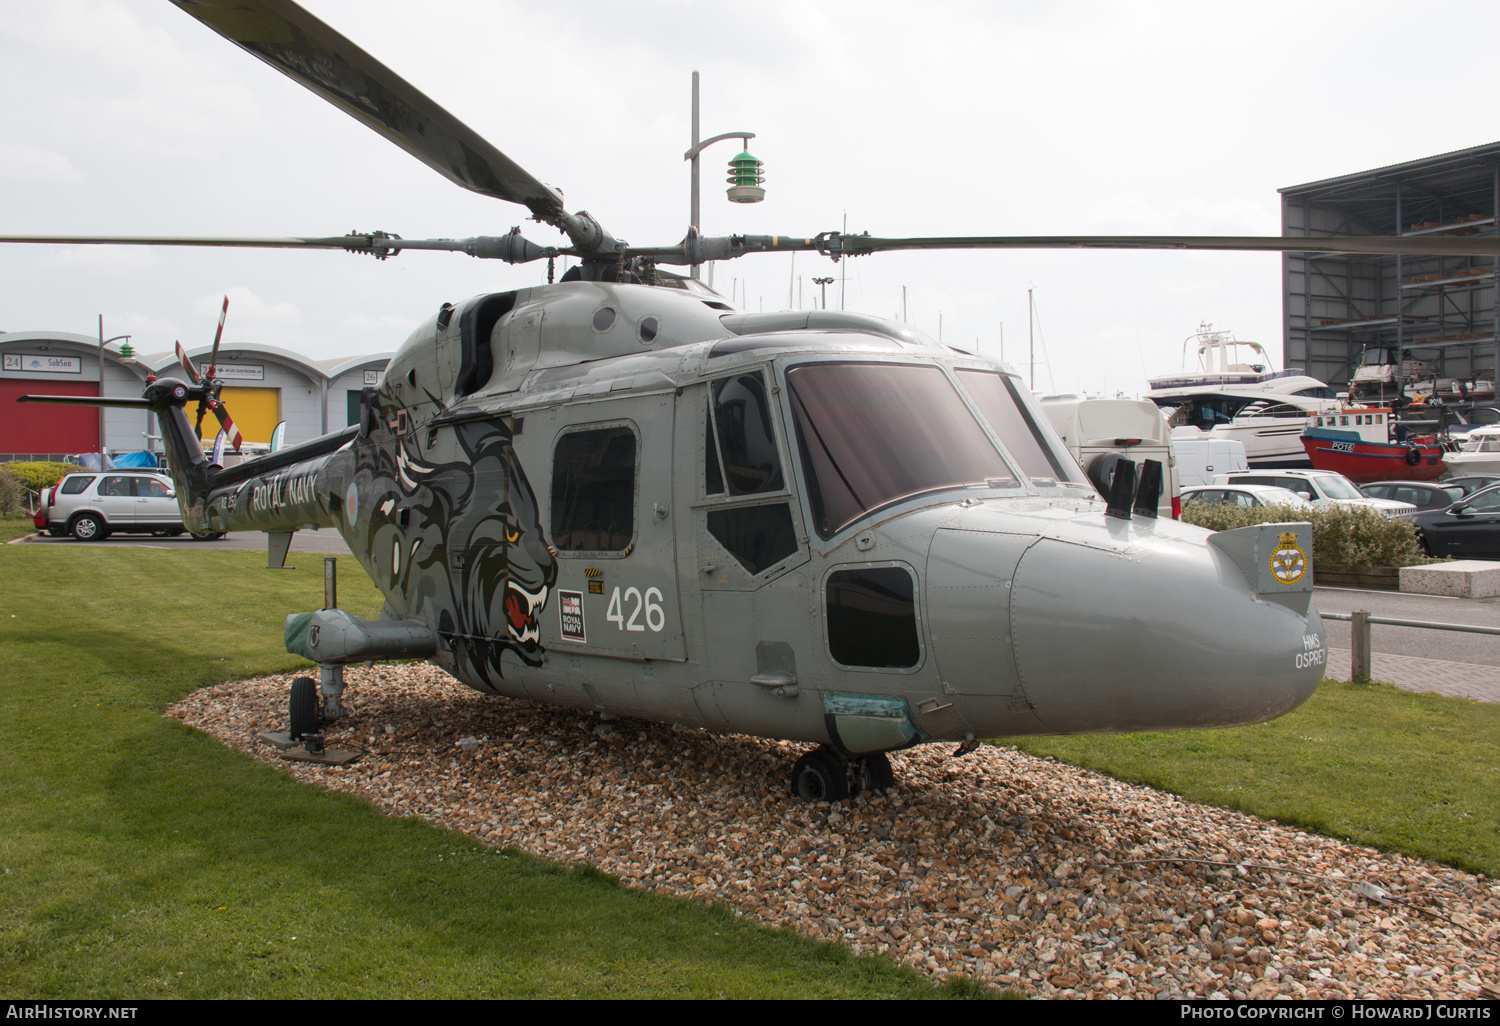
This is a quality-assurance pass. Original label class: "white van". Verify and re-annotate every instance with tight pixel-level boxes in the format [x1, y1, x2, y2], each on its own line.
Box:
[1039, 398, 1181, 518]
[1172, 438, 1249, 488]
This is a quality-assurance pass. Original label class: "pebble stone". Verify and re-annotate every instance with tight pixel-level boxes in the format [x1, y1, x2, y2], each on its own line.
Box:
[167, 663, 1500, 1000]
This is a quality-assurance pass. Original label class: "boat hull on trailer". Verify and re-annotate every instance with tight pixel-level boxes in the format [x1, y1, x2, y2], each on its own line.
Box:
[1300, 428, 1445, 483]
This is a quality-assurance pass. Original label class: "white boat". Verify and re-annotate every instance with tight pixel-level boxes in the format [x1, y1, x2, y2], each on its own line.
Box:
[1349, 344, 1496, 404]
[1442, 425, 1500, 477]
[1148, 323, 1340, 469]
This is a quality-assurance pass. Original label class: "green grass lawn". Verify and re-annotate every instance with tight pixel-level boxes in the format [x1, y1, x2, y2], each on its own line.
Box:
[0, 517, 974, 998]
[5, 514, 1495, 997]
[1006, 680, 1500, 879]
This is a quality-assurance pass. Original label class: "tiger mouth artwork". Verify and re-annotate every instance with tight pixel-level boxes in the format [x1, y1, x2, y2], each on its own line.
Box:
[503, 578, 549, 649]
[351, 409, 559, 688]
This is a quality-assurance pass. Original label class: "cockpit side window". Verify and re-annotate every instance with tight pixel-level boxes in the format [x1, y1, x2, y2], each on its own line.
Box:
[701, 373, 799, 575]
[704, 401, 725, 495]
[709, 371, 784, 496]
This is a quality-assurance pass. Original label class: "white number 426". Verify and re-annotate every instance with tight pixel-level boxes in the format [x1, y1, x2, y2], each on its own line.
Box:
[606, 586, 665, 632]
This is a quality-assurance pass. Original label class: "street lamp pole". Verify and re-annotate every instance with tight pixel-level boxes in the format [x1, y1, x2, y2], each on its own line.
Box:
[813, 276, 834, 310]
[97, 314, 131, 458]
[684, 71, 762, 280]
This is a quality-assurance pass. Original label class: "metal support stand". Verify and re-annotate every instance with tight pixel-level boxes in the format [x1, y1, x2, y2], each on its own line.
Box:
[1350, 609, 1372, 682]
[267, 530, 294, 569]
[318, 557, 345, 720]
[319, 662, 346, 721]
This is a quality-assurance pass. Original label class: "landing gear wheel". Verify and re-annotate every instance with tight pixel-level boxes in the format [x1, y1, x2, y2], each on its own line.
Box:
[790, 747, 850, 802]
[289, 677, 320, 740]
[70, 514, 107, 541]
[856, 753, 895, 793]
[189, 531, 225, 541]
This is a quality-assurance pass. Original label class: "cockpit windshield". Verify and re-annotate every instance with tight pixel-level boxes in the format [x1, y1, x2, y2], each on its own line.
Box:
[955, 370, 1090, 487]
[786, 362, 1017, 538]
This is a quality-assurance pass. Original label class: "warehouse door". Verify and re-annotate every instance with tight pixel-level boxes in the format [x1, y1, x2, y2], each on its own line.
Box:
[200, 386, 280, 445]
[0, 379, 98, 454]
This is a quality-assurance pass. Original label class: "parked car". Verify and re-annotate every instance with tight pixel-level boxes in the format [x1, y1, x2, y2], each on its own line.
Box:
[34, 470, 222, 541]
[1359, 480, 1469, 511]
[1410, 483, 1500, 559]
[1440, 474, 1500, 495]
[1213, 469, 1417, 517]
[1181, 484, 1314, 510]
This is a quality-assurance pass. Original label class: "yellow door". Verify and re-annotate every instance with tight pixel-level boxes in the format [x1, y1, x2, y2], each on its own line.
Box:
[198, 386, 280, 444]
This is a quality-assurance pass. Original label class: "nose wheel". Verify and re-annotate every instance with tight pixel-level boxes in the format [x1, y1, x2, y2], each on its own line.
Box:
[789, 746, 895, 800]
[289, 676, 321, 740]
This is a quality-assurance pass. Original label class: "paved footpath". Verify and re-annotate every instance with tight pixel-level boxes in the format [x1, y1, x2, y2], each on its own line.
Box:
[1315, 587, 1500, 703]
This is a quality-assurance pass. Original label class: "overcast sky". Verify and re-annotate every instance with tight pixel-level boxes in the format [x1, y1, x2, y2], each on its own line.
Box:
[3, 1, 1498, 396]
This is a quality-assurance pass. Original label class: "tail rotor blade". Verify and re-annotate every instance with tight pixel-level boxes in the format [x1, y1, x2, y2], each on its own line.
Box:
[176, 340, 201, 383]
[211, 400, 243, 453]
[207, 295, 229, 378]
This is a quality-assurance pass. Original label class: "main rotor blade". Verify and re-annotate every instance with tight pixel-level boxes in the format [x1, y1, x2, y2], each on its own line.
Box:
[166, 0, 565, 218]
[631, 231, 1500, 266]
[834, 234, 1500, 259]
[0, 233, 383, 251]
[0, 232, 555, 262]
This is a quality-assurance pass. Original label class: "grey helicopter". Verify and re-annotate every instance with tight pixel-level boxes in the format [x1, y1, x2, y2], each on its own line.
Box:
[12, 0, 1500, 800]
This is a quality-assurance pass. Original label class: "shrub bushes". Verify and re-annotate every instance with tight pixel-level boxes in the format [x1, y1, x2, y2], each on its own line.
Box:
[1180, 500, 1426, 569]
[2, 461, 74, 492]
[0, 462, 76, 515]
[0, 468, 25, 515]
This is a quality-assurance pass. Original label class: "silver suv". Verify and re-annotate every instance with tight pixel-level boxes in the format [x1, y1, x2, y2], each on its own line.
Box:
[1213, 469, 1417, 518]
[36, 471, 217, 541]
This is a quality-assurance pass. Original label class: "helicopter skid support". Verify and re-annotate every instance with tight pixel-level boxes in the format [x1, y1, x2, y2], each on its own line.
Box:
[319, 663, 347, 722]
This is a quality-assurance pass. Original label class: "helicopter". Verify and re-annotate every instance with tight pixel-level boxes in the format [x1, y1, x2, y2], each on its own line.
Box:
[12, 0, 1500, 800]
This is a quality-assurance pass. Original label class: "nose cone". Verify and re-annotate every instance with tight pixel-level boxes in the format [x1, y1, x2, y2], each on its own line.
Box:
[1010, 519, 1324, 733]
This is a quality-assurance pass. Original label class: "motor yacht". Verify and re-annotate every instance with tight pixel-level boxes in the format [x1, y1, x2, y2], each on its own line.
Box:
[1149, 323, 1339, 468]
[1442, 425, 1500, 477]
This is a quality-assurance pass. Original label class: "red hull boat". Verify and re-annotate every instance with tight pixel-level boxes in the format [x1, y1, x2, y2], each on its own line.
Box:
[1301, 408, 1445, 483]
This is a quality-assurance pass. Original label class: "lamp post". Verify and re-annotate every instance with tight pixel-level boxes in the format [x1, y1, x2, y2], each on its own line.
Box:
[97, 314, 133, 458]
[683, 70, 764, 279]
[813, 276, 834, 310]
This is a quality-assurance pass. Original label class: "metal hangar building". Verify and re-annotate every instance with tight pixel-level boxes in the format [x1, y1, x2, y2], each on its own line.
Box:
[1280, 141, 1500, 393]
[0, 332, 391, 463]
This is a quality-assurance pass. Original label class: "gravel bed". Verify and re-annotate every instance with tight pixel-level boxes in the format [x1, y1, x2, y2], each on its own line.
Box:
[167, 663, 1500, 1000]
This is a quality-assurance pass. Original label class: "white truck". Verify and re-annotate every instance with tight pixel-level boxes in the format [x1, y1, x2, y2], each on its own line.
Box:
[1039, 397, 1180, 519]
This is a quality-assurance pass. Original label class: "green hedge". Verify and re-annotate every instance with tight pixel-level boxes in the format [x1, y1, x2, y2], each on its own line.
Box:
[1, 461, 75, 492]
[1181, 500, 1426, 568]
[0, 469, 24, 515]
